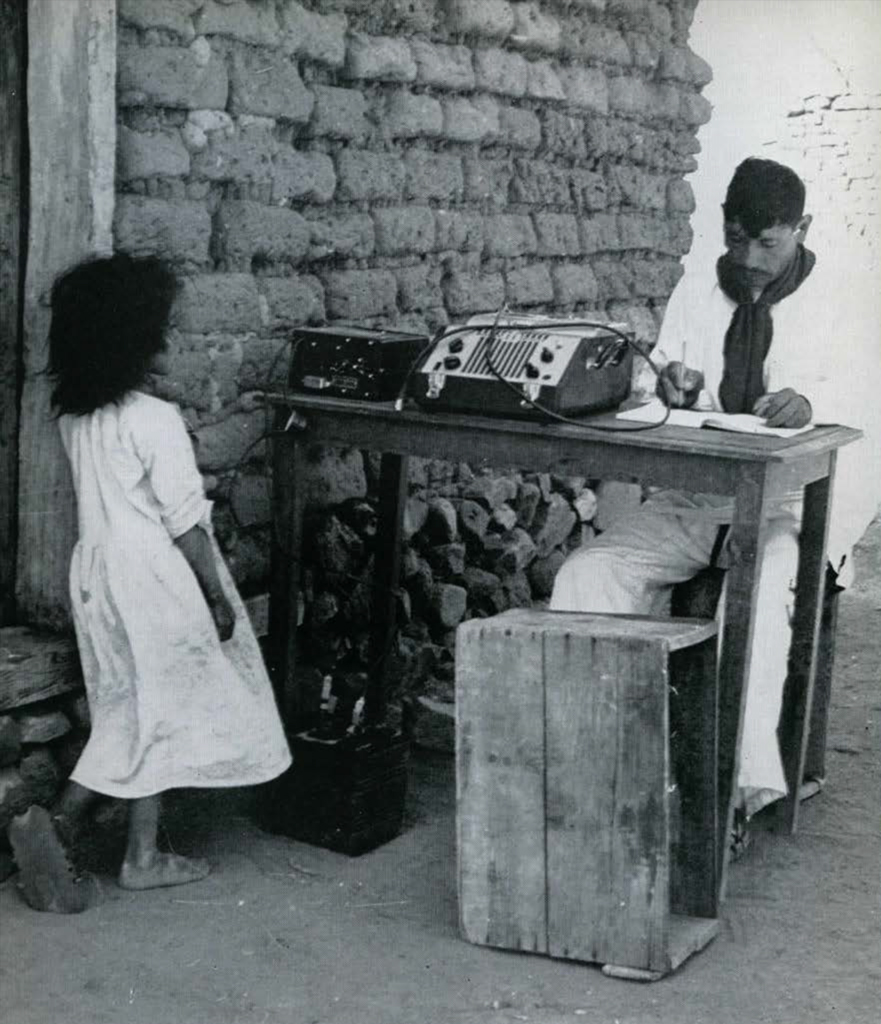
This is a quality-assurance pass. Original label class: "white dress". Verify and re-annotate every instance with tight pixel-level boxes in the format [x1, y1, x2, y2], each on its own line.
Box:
[59, 392, 291, 799]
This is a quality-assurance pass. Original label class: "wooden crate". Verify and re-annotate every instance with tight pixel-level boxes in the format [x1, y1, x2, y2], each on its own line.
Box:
[455, 608, 720, 980]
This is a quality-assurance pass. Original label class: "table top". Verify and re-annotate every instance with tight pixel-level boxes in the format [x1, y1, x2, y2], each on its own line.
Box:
[266, 393, 862, 465]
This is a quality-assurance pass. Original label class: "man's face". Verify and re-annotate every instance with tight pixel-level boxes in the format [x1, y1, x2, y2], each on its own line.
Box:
[723, 219, 804, 288]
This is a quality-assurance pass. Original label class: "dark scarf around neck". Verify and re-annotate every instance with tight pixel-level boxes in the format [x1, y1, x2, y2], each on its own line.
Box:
[716, 243, 816, 413]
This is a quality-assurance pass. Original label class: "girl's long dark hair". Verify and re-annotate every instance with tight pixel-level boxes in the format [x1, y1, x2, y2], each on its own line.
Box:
[48, 253, 178, 415]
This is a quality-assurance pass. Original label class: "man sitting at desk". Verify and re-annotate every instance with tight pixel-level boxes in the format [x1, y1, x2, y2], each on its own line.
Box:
[551, 157, 881, 823]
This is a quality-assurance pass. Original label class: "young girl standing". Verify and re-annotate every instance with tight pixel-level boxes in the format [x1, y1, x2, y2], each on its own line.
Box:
[9, 254, 291, 912]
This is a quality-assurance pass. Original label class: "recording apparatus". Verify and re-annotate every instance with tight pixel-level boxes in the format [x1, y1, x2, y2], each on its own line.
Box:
[287, 325, 429, 402]
[409, 314, 634, 419]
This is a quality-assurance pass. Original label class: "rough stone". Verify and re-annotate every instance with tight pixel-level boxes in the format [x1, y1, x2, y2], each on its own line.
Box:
[552, 262, 600, 306]
[194, 0, 279, 47]
[307, 213, 374, 261]
[458, 500, 491, 543]
[505, 264, 554, 305]
[525, 60, 565, 102]
[228, 48, 313, 122]
[16, 710, 71, 745]
[193, 411, 266, 472]
[216, 201, 310, 267]
[492, 528, 537, 574]
[118, 0, 201, 41]
[531, 492, 577, 557]
[0, 767, 30, 833]
[514, 480, 542, 527]
[441, 96, 500, 143]
[510, 2, 562, 53]
[405, 151, 465, 203]
[18, 748, 59, 806]
[498, 105, 542, 149]
[302, 449, 367, 508]
[396, 264, 443, 312]
[484, 214, 537, 258]
[322, 269, 397, 319]
[426, 543, 466, 579]
[426, 498, 459, 544]
[345, 32, 417, 82]
[385, 91, 444, 138]
[444, 0, 515, 39]
[337, 150, 406, 201]
[271, 149, 336, 204]
[429, 583, 468, 630]
[527, 548, 566, 599]
[435, 210, 484, 252]
[173, 274, 261, 333]
[117, 126, 190, 180]
[0, 717, 22, 769]
[373, 207, 435, 255]
[411, 40, 475, 91]
[474, 47, 528, 97]
[309, 85, 369, 140]
[533, 213, 581, 257]
[403, 496, 429, 541]
[114, 196, 211, 266]
[559, 66, 609, 114]
[278, 1, 347, 66]
[118, 42, 228, 109]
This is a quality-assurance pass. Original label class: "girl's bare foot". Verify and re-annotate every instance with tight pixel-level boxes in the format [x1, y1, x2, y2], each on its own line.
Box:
[118, 852, 211, 890]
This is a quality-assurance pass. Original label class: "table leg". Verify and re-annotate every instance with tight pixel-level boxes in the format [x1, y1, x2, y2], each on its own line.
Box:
[778, 458, 837, 832]
[365, 452, 409, 726]
[718, 464, 770, 904]
[268, 432, 308, 729]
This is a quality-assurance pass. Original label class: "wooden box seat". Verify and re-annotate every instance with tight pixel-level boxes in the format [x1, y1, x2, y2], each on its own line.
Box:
[455, 608, 721, 981]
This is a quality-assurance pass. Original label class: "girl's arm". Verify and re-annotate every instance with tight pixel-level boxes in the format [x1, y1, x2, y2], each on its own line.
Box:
[174, 526, 235, 641]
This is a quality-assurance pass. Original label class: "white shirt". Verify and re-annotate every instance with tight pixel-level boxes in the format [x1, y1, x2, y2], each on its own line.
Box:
[654, 255, 881, 579]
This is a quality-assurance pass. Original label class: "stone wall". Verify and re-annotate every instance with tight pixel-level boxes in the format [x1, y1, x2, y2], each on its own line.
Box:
[112, 0, 712, 728]
[114, 0, 710, 592]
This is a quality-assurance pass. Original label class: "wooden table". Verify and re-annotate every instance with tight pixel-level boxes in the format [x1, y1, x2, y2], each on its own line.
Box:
[267, 394, 860, 895]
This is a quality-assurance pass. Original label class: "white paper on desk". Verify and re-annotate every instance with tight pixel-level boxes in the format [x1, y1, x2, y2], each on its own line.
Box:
[615, 400, 814, 437]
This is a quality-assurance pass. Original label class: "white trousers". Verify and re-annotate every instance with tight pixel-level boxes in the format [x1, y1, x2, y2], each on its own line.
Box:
[550, 492, 800, 809]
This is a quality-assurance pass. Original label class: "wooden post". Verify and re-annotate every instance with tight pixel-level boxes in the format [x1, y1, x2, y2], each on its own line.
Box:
[0, 0, 27, 625]
[16, 0, 116, 628]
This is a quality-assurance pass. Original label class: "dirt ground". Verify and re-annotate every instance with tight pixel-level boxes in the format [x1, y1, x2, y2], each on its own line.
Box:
[2, 521, 879, 1024]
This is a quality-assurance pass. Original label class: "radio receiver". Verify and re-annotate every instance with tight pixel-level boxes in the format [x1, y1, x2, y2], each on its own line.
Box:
[288, 325, 429, 402]
[410, 314, 633, 419]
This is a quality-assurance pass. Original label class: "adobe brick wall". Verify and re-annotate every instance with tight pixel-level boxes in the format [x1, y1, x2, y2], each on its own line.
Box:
[775, 92, 880, 273]
[113, 0, 711, 592]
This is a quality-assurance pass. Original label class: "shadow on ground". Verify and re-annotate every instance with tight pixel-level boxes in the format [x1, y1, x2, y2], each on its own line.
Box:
[2, 521, 879, 1024]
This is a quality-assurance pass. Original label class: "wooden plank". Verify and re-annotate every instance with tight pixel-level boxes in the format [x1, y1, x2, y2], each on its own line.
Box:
[668, 637, 719, 918]
[456, 619, 548, 954]
[0, 626, 82, 710]
[717, 463, 769, 903]
[778, 463, 836, 832]
[0, 0, 25, 626]
[488, 607, 718, 652]
[365, 452, 408, 726]
[268, 418, 309, 727]
[16, 0, 116, 628]
[544, 628, 669, 972]
[265, 394, 861, 464]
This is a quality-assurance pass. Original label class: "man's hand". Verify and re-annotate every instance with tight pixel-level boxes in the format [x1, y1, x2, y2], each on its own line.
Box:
[207, 592, 236, 642]
[656, 360, 705, 409]
[752, 389, 812, 428]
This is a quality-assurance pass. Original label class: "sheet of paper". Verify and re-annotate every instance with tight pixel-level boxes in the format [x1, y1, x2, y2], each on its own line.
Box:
[615, 400, 814, 437]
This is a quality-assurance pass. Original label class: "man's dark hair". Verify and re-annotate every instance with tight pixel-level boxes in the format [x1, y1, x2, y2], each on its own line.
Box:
[722, 157, 806, 236]
[49, 253, 178, 415]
